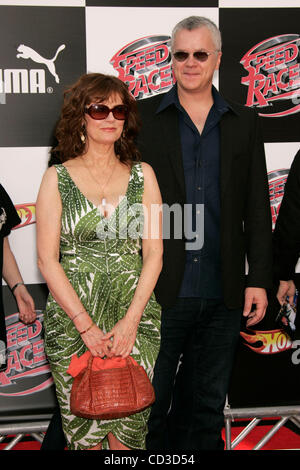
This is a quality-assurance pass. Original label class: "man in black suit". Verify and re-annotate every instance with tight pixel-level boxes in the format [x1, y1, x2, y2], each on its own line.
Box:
[137, 16, 273, 450]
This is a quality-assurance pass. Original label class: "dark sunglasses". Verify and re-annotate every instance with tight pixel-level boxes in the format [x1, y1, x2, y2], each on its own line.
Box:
[173, 50, 216, 62]
[85, 104, 128, 120]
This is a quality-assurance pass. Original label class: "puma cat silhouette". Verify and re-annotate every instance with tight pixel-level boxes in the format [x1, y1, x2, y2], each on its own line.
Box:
[16, 44, 66, 83]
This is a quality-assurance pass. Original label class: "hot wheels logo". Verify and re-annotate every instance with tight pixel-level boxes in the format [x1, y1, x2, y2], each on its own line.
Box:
[240, 328, 292, 354]
[0, 311, 52, 396]
[241, 34, 300, 117]
[110, 35, 175, 100]
[13, 203, 36, 229]
[268, 169, 289, 230]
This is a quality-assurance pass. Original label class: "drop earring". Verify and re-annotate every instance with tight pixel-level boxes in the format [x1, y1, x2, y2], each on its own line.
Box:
[80, 132, 86, 143]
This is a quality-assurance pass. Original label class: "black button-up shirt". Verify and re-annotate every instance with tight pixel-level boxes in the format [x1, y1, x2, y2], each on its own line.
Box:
[157, 85, 230, 298]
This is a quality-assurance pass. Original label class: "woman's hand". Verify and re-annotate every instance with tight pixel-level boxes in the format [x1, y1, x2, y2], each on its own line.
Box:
[15, 285, 37, 324]
[73, 312, 111, 357]
[80, 323, 112, 358]
[102, 316, 139, 359]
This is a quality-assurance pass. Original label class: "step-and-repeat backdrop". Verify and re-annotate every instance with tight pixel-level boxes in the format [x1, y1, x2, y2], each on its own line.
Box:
[0, 0, 300, 416]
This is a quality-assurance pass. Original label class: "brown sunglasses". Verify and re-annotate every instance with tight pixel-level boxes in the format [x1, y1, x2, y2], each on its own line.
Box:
[85, 104, 128, 120]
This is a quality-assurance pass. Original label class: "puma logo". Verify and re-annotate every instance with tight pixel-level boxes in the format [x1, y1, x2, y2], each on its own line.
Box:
[16, 44, 66, 83]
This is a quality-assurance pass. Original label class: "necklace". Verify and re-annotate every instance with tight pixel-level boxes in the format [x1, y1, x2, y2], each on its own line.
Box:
[82, 157, 117, 217]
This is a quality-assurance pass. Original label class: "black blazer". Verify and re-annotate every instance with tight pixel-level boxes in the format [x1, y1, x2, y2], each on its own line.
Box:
[137, 91, 273, 310]
[273, 149, 300, 280]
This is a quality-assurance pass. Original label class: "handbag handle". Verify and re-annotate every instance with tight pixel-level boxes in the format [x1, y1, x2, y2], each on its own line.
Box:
[126, 356, 138, 403]
[87, 355, 95, 369]
[86, 354, 135, 369]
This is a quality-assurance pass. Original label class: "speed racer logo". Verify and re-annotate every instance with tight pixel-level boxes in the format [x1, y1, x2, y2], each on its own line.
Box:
[110, 35, 174, 99]
[268, 169, 289, 230]
[240, 329, 292, 354]
[0, 311, 53, 396]
[241, 34, 300, 117]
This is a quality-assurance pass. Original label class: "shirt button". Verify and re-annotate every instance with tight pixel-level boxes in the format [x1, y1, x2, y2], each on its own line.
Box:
[194, 257, 198, 263]
[197, 186, 201, 191]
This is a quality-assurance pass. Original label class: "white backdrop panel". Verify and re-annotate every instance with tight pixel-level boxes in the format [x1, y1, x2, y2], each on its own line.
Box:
[1, 147, 49, 284]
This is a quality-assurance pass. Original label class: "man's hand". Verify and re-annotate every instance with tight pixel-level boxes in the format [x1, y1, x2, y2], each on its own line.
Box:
[276, 280, 296, 306]
[243, 287, 268, 327]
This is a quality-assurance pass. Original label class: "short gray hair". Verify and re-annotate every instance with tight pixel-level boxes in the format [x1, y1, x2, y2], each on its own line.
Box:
[171, 16, 222, 52]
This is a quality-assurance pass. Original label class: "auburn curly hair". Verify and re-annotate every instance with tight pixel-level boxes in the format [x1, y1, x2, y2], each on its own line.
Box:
[51, 73, 141, 165]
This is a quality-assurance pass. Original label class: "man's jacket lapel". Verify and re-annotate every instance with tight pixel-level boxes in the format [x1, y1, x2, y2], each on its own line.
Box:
[159, 105, 186, 201]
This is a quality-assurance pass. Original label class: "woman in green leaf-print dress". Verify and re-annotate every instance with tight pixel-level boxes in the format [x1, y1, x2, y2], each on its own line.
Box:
[36, 74, 162, 450]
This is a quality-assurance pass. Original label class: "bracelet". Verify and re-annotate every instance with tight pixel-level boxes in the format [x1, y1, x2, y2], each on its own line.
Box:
[11, 282, 24, 295]
[79, 323, 94, 335]
[71, 310, 86, 321]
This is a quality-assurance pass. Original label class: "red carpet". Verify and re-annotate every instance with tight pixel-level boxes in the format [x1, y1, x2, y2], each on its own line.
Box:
[1, 423, 299, 450]
[0, 439, 41, 450]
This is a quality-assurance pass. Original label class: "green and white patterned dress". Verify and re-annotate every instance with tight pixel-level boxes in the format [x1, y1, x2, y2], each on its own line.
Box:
[44, 162, 161, 450]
